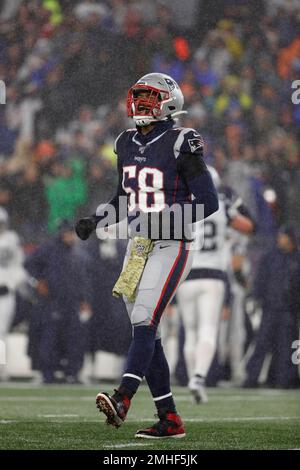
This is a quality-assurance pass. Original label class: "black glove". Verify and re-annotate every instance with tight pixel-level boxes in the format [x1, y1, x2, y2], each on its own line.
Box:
[75, 217, 97, 240]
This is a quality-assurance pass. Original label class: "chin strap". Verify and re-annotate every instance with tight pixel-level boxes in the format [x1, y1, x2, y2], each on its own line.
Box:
[170, 110, 188, 118]
[134, 110, 188, 126]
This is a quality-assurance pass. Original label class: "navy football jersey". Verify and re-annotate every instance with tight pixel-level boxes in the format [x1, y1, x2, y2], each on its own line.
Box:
[114, 121, 205, 215]
[93, 120, 218, 240]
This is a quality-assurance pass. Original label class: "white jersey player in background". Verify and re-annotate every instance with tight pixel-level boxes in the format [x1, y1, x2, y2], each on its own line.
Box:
[0, 207, 28, 380]
[176, 167, 254, 403]
[218, 230, 252, 385]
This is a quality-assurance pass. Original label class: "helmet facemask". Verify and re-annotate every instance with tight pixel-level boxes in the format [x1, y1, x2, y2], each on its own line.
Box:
[127, 84, 170, 126]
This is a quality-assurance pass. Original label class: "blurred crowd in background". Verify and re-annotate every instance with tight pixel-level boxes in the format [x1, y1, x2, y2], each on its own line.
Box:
[0, 0, 299, 387]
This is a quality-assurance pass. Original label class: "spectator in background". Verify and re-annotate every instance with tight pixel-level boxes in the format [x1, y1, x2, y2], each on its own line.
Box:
[39, 65, 76, 136]
[192, 57, 219, 89]
[84, 158, 117, 214]
[0, 110, 18, 159]
[85, 233, 130, 358]
[25, 220, 92, 383]
[45, 156, 87, 233]
[0, 170, 14, 216]
[73, 0, 107, 23]
[14, 163, 47, 243]
[214, 75, 252, 117]
[244, 226, 300, 389]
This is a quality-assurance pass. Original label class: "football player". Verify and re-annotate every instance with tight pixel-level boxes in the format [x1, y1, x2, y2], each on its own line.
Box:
[75, 73, 218, 438]
[176, 167, 255, 403]
[0, 207, 28, 380]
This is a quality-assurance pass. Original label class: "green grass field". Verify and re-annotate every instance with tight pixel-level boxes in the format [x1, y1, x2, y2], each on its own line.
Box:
[0, 384, 299, 450]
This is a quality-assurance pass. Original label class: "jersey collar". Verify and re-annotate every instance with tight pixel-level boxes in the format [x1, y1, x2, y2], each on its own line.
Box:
[134, 120, 174, 146]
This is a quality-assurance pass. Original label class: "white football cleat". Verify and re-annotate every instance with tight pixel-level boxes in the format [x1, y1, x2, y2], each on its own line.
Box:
[188, 376, 208, 404]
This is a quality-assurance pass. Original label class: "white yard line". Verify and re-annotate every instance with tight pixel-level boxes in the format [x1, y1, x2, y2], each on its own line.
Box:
[186, 416, 300, 422]
[36, 416, 300, 423]
[174, 395, 267, 402]
[0, 392, 298, 402]
[0, 397, 88, 401]
[37, 414, 79, 418]
[0, 385, 293, 395]
[1, 416, 299, 424]
[128, 416, 300, 423]
[104, 443, 151, 449]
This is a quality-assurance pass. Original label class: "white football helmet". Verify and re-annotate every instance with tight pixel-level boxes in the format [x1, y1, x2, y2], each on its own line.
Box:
[127, 72, 186, 126]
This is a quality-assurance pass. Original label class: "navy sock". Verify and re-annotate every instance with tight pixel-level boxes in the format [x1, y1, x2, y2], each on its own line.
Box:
[119, 325, 156, 397]
[145, 339, 176, 413]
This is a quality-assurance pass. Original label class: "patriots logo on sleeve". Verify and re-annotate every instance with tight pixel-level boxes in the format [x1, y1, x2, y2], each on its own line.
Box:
[188, 135, 204, 153]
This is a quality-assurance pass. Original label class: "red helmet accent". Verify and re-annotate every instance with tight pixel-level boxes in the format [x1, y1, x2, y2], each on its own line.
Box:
[127, 84, 170, 118]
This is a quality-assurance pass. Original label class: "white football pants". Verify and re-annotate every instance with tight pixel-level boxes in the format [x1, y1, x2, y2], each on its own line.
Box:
[0, 293, 15, 377]
[177, 278, 225, 379]
[123, 239, 193, 339]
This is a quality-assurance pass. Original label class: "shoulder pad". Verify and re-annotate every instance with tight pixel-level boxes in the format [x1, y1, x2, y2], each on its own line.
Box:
[113, 129, 135, 154]
[173, 127, 204, 158]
